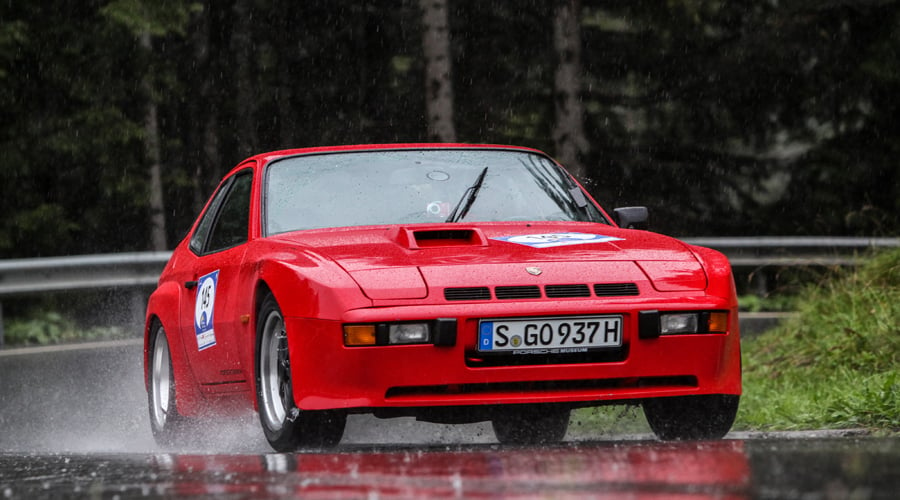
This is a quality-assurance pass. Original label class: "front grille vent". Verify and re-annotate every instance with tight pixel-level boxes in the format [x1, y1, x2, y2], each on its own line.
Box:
[444, 287, 491, 301]
[545, 284, 591, 298]
[442, 282, 640, 302]
[495, 286, 542, 300]
[594, 283, 640, 296]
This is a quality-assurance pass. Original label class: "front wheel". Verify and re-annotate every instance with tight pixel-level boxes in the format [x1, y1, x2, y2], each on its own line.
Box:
[255, 294, 346, 451]
[492, 406, 570, 445]
[643, 394, 740, 441]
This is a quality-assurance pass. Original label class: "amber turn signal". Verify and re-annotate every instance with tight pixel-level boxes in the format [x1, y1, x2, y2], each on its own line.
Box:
[707, 312, 729, 333]
[343, 325, 377, 346]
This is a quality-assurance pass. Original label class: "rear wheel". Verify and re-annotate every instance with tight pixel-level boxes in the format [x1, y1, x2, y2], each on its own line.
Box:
[492, 406, 570, 445]
[643, 394, 739, 440]
[256, 294, 345, 451]
[148, 323, 190, 446]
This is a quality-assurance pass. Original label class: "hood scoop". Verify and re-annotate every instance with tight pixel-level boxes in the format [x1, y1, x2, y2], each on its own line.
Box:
[393, 226, 489, 249]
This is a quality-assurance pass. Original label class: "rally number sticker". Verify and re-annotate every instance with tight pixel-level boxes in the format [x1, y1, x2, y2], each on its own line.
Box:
[194, 270, 219, 351]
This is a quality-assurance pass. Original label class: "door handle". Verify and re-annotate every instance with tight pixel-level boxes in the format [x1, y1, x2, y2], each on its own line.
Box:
[185, 280, 198, 289]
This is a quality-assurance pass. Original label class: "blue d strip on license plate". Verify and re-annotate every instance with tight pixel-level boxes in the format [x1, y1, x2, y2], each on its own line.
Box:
[478, 315, 623, 354]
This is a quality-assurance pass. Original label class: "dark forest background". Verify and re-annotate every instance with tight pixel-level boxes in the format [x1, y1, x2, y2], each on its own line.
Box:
[2, 0, 898, 259]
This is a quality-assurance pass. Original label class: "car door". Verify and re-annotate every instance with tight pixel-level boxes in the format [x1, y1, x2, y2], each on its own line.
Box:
[179, 169, 254, 387]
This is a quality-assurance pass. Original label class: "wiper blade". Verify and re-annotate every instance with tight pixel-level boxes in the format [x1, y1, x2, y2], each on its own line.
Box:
[446, 167, 488, 223]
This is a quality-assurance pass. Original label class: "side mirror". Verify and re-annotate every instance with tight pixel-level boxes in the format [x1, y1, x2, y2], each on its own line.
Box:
[613, 206, 649, 230]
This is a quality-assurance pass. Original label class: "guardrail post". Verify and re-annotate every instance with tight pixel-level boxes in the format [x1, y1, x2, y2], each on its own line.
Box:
[750, 269, 770, 296]
[0, 301, 4, 348]
[129, 290, 146, 332]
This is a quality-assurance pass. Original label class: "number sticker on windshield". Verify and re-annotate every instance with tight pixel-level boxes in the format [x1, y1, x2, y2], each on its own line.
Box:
[494, 232, 623, 249]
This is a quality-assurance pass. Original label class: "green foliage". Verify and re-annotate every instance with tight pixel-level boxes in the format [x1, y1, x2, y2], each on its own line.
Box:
[738, 294, 799, 313]
[738, 249, 900, 432]
[1, 204, 80, 256]
[100, 0, 200, 37]
[5, 312, 127, 346]
[0, 20, 27, 79]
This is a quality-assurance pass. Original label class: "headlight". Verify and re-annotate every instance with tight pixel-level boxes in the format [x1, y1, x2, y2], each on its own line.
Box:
[344, 319, 456, 347]
[660, 313, 698, 334]
[639, 311, 729, 338]
[389, 323, 431, 344]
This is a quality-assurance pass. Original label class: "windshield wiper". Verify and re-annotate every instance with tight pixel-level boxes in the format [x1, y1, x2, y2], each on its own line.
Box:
[445, 167, 488, 223]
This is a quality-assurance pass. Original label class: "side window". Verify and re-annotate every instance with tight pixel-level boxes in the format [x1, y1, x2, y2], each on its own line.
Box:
[207, 172, 252, 252]
[190, 179, 232, 254]
[190, 171, 253, 254]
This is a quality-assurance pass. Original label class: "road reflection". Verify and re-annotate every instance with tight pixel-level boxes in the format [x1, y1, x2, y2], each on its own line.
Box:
[5, 437, 899, 498]
[148, 440, 750, 498]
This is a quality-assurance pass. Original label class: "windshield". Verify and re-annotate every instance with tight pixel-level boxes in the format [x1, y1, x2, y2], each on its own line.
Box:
[264, 149, 607, 234]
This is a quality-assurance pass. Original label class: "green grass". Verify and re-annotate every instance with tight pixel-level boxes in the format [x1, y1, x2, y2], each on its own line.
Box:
[571, 404, 650, 437]
[736, 249, 900, 432]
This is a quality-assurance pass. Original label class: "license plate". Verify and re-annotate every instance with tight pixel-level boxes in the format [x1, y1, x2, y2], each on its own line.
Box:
[477, 315, 623, 353]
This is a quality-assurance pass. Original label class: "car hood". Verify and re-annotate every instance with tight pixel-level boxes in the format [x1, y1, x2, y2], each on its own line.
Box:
[271, 223, 707, 299]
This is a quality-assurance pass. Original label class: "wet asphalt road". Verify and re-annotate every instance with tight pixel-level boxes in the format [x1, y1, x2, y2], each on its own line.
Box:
[1, 341, 898, 498]
[2, 436, 900, 498]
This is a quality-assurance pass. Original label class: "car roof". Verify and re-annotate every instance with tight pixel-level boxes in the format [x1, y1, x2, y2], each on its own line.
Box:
[245, 143, 549, 165]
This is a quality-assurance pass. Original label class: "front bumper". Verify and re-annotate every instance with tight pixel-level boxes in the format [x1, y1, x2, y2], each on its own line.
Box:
[286, 298, 741, 411]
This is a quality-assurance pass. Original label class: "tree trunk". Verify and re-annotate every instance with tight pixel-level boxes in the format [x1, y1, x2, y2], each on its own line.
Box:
[233, 0, 257, 158]
[191, 0, 224, 213]
[141, 31, 168, 251]
[186, 5, 209, 213]
[552, 0, 589, 180]
[276, 4, 301, 148]
[420, 0, 457, 142]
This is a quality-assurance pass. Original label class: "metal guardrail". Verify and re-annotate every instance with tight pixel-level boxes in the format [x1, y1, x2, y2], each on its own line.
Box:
[0, 251, 171, 296]
[685, 236, 899, 247]
[0, 252, 171, 347]
[0, 237, 897, 346]
[684, 236, 900, 267]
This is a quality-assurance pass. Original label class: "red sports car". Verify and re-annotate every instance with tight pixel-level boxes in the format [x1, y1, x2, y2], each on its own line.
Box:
[144, 144, 741, 451]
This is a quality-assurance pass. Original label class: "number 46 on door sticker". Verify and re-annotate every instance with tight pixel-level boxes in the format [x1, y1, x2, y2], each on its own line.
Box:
[194, 270, 219, 351]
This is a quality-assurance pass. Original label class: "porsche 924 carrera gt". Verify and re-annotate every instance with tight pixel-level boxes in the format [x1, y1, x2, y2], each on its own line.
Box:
[144, 144, 741, 451]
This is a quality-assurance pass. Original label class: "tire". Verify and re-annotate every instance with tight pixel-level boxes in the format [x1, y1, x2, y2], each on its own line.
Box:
[492, 406, 570, 445]
[255, 294, 346, 452]
[643, 394, 740, 441]
[147, 322, 190, 446]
